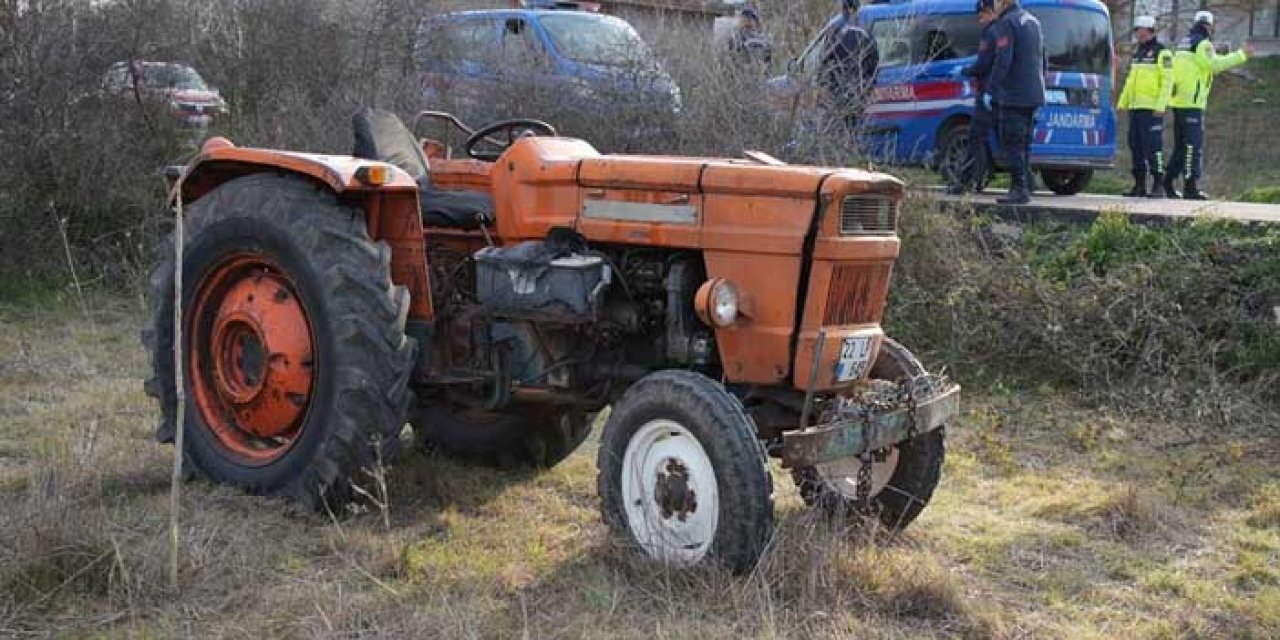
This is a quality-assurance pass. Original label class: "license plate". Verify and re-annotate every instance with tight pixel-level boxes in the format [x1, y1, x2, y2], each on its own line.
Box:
[834, 336, 873, 382]
[1045, 89, 1068, 105]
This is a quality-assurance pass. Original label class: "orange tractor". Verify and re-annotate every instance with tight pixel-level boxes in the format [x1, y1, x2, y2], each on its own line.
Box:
[143, 109, 959, 570]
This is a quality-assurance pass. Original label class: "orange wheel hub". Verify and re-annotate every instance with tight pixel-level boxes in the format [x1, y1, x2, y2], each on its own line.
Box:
[189, 255, 315, 463]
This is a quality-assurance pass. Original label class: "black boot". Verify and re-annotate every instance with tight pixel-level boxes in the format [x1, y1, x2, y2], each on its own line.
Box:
[1123, 173, 1148, 198]
[997, 187, 1031, 205]
[1183, 179, 1207, 200]
[1147, 173, 1165, 199]
[1162, 174, 1181, 199]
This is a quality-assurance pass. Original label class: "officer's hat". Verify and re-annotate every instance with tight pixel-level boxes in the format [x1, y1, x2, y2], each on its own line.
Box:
[1133, 15, 1156, 31]
[1194, 10, 1214, 25]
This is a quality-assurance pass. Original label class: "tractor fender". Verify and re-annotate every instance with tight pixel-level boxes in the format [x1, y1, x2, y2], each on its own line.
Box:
[169, 138, 418, 205]
[166, 138, 435, 325]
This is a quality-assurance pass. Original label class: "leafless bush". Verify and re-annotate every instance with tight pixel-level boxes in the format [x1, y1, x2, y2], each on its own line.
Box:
[889, 195, 1280, 427]
[2, 0, 892, 290]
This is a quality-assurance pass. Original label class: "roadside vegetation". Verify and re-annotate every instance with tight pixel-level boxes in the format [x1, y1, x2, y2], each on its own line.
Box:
[3, 200, 1278, 637]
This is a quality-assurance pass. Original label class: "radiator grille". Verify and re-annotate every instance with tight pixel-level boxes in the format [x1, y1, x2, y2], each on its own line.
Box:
[839, 196, 898, 235]
[824, 263, 891, 325]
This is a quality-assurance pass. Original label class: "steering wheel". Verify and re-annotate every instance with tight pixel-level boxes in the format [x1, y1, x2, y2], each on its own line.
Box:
[464, 119, 557, 161]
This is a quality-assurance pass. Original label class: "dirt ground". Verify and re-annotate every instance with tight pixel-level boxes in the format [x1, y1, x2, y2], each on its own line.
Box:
[1, 294, 1278, 639]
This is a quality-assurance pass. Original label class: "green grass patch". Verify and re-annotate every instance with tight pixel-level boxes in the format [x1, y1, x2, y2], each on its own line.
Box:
[1240, 186, 1280, 204]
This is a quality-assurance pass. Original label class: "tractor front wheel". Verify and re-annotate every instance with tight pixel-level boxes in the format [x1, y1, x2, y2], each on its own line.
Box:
[597, 371, 774, 572]
[142, 174, 415, 510]
[791, 338, 946, 531]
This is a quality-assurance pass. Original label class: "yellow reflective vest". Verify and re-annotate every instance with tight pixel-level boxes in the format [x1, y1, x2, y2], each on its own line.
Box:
[1117, 40, 1173, 112]
[1170, 32, 1248, 110]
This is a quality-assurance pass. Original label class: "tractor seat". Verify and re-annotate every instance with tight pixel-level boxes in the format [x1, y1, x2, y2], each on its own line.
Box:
[352, 108, 493, 230]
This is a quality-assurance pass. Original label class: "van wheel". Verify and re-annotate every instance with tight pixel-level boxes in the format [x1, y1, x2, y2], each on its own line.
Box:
[937, 122, 989, 192]
[1041, 169, 1093, 195]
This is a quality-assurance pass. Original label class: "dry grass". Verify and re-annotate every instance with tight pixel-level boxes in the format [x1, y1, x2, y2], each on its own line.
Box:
[2, 294, 1280, 638]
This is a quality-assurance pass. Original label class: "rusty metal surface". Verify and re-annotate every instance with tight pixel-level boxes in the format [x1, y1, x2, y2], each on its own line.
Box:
[781, 385, 960, 468]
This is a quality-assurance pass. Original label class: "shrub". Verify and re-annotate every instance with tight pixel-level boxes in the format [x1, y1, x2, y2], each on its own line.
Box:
[888, 201, 1280, 423]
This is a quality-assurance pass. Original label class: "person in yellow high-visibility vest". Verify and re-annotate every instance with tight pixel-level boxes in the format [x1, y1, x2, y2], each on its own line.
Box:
[1161, 11, 1253, 200]
[1116, 15, 1172, 198]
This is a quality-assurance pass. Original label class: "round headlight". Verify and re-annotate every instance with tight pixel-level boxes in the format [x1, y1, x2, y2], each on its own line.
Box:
[696, 279, 740, 328]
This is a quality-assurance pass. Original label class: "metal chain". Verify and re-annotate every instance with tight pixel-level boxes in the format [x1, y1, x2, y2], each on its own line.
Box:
[903, 377, 919, 442]
[856, 406, 874, 512]
[856, 451, 873, 511]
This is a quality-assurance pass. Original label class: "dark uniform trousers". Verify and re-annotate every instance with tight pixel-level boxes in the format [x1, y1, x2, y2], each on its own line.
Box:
[1127, 109, 1165, 177]
[996, 104, 1036, 191]
[961, 102, 994, 186]
[1165, 108, 1204, 180]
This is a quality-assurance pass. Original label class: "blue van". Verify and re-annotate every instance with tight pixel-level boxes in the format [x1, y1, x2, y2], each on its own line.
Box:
[414, 8, 681, 138]
[779, 0, 1116, 195]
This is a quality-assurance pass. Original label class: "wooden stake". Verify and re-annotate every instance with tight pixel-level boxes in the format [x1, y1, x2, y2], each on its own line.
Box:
[169, 173, 187, 590]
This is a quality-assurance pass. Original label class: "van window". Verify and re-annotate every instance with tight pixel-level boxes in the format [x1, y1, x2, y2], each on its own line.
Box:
[870, 16, 983, 67]
[539, 14, 649, 66]
[796, 25, 832, 76]
[871, 20, 914, 66]
[920, 17, 982, 61]
[416, 18, 501, 70]
[1030, 7, 1111, 75]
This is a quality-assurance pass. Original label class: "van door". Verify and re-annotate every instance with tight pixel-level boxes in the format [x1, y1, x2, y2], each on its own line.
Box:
[1023, 4, 1116, 173]
[768, 21, 836, 114]
[416, 16, 504, 112]
[864, 14, 981, 165]
[494, 16, 561, 107]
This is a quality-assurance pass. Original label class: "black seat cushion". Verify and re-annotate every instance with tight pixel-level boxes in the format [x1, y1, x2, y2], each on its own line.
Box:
[352, 108, 494, 230]
[418, 185, 492, 230]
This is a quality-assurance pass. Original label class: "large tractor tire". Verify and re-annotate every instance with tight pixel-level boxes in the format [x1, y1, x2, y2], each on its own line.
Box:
[791, 338, 946, 531]
[411, 403, 593, 469]
[597, 370, 774, 573]
[142, 174, 415, 510]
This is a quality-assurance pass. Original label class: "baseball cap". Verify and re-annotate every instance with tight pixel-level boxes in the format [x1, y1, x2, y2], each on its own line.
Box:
[975, 0, 995, 12]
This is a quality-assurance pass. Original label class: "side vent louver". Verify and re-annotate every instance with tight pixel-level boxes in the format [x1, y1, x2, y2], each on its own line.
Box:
[839, 196, 898, 235]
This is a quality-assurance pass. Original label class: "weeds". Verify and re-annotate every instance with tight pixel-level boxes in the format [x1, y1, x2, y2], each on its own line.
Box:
[2, 296, 1280, 637]
[890, 202, 1280, 427]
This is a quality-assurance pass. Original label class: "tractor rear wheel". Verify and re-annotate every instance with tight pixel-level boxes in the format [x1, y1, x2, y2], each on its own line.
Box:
[142, 174, 415, 510]
[411, 403, 593, 468]
[597, 370, 774, 572]
[791, 338, 946, 531]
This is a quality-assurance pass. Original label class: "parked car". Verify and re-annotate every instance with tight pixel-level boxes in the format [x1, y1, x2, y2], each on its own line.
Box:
[770, 0, 1116, 195]
[100, 61, 227, 128]
[413, 8, 681, 144]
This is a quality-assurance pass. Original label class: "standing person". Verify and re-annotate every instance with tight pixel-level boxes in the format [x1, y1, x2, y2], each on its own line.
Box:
[1117, 16, 1173, 198]
[1162, 11, 1253, 200]
[984, 0, 1045, 205]
[821, 0, 879, 135]
[728, 7, 773, 67]
[947, 0, 1000, 195]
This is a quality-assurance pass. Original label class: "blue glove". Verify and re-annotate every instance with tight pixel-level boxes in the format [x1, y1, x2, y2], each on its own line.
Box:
[982, 93, 992, 110]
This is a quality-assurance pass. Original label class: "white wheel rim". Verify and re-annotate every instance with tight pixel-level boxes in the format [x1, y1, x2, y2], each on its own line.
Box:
[815, 447, 900, 501]
[620, 419, 719, 565]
